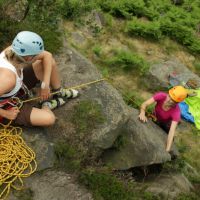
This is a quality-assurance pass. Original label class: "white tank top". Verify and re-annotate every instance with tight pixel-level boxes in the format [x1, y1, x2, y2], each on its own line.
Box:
[0, 51, 23, 98]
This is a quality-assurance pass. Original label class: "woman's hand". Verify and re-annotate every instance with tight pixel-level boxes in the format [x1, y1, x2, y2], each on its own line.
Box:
[40, 88, 51, 101]
[138, 112, 148, 122]
[3, 107, 20, 120]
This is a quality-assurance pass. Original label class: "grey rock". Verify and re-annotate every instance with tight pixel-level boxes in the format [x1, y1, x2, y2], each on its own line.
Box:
[146, 58, 200, 91]
[146, 173, 194, 199]
[51, 44, 130, 153]
[1, 0, 28, 22]
[14, 170, 93, 200]
[92, 10, 104, 28]
[102, 109, 173, 170]
[22, 127, 56, 171]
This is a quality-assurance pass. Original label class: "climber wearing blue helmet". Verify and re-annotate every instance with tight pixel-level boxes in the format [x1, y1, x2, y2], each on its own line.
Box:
[0, 31, 78, 127]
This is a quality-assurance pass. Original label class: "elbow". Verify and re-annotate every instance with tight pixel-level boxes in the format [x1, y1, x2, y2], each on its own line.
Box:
[44, 51, 53, 59]
[47, 52, 53, 58]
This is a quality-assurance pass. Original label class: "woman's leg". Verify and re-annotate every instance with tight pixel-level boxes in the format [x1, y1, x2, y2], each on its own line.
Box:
[32, 57, 61, 90]
[30, 107, 56, 126]
[14, 104, 55, 127]
[32, 56, 78, 110]
[33, 58, 78, 101]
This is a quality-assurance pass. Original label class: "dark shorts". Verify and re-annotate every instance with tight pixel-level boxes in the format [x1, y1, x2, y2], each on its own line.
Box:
[155, 121, 170, 133]
[14, 65, 40, 126]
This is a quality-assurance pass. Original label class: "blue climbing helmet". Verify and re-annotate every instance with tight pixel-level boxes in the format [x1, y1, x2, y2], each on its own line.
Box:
[11, 31, 44, 56]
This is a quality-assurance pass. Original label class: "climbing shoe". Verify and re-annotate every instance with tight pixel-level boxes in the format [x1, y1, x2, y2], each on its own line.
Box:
[41, 97, 66, 110]
[53, 88, 79, 100]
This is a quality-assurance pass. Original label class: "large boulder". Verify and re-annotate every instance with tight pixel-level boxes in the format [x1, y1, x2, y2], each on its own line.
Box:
[102, 109, 174, 170]
[49, 44, 130, 153]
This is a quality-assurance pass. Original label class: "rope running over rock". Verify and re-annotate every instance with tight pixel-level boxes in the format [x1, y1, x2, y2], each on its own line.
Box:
[0, 78, 106, 199]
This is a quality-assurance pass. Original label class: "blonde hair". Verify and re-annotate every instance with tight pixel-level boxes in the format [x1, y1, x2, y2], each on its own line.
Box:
[5, 49, 26, 68]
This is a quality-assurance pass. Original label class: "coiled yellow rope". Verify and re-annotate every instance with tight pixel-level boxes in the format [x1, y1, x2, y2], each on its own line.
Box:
[0, 78, 105, 199]
[0, 122, 37, 200]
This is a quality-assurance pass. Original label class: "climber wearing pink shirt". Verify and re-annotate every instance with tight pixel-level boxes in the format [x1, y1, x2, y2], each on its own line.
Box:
[138, 86, 188, 152]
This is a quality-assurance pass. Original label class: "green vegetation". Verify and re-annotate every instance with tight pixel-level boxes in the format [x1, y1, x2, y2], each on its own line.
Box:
[79, 169, 159, 200]
[123, 90, 154, 113]
[126, 19, 163, 40]
[176, 193, 200, 200]
[54, 141, 81, 171]
[60, 0, 200, 54]
[105, 50, 149, 74]
[92, 45, 102, 57]
[176, 131, 200, 173]
[2, 0, 200, 53]
[163, 157, 187, 173]
[0, 0, 62, 52]
[112, 134, 127, 150]
[72, 100, 105, 134]
[60, 0, 97, 19]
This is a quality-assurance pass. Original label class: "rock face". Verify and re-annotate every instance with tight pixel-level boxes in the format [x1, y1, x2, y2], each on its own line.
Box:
[51, 44, 131, 151]
[146, 173, 194, 199]
[146, 58, 200, 91]
[1, 0, 28, 22]
[102, 109, 172, 170]
[22, 127, 55, 171]
[9, 170, 93, 200]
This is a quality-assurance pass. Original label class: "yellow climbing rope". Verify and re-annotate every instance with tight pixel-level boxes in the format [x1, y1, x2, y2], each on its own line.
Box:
[23, 78, 106, 104]
[0, 78, 105, 199]
[0, 122, 37, 200]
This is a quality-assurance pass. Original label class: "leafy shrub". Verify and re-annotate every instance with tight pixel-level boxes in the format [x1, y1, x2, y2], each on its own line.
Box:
[105, 50, 149, 74]
[160, 18, 200, 53]
[98, 0, 200, 54]
[123, 90, 154, 113]
[92, 45, 102, 57]
[99, 0, 146, 19]
[61, 0, 97, 19]
[0, 0, 62, 53]
[144, 0, 171, 20]
[79, 169, 159, 200]
[126, 18, 163, 40]
[79, 170, 133, 200]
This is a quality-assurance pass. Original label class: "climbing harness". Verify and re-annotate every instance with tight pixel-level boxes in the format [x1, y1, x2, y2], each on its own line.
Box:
[0, 97, 23, 123]
[0, 78, 105, 199]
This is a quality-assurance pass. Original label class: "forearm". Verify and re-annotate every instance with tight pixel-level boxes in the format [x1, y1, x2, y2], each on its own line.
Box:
[166, 121, 177, 151]
[166, 130, 175, 151]
[140, 97, 155, 113]
[140, 103, 147, 114]
[0, 108, 6, 118]
[42, 52, 53, 86]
